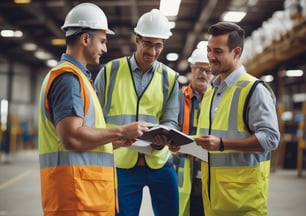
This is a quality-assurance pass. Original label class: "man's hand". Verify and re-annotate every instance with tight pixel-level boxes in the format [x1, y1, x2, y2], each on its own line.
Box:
[168, 144, 180, 152]
[150, 134, 169, 150]
[112, 139, 135, 149]
[121, 121, 150, 140]
[194, 135, 220, 151]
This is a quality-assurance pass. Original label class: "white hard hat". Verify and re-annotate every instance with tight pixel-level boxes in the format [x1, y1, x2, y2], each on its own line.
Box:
[134, 9, 172, 39]
[61, 3, 114, 37]
[188, 48, 209, 64]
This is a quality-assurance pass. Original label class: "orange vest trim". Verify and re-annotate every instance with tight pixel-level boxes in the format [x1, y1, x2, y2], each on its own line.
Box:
[181, 84, 193, 134]
[44, 62, 90, 117]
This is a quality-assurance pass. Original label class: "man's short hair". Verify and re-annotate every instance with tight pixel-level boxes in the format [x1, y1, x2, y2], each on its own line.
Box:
[208, 22, 245, 53]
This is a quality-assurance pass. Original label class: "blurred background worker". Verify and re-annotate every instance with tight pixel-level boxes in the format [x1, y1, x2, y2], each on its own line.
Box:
[94, 9, 180, 216]
[38, 3, 149, 216]
[176, 47, 213, 216]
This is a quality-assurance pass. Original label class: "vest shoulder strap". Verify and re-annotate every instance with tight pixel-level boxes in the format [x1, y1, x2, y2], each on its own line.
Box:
[243, 80, 276, 134]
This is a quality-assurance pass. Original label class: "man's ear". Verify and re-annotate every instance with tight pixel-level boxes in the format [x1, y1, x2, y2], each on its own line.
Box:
[234, 46, 242, 58]
[80, 33, 90, 45]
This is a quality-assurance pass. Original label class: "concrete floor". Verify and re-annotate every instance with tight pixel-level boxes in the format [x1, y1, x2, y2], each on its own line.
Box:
[0, 149, 305, 216]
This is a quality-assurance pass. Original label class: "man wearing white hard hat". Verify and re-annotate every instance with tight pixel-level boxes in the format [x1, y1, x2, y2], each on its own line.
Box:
[94, 9, 180, 216]
[176, 47, 212, 216]
[38, 3, 150, 216]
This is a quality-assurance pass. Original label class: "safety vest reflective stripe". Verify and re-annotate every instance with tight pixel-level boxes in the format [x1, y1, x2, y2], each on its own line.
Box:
[199, 128, 249, 138]
[209, 152, 271, 167]
[105, 114, 159, 126]
[228, 80, 249, 130]
[161, 63, 171, 109]
[103, 59, 120, 116]
[39, 151, 114, 168]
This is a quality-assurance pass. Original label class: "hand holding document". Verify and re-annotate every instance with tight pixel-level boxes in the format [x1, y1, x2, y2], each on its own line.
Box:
[129, 125, 208, 161]
[137, 125, 194, 146]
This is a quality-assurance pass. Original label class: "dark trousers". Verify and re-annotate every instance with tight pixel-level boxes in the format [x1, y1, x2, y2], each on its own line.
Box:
[190, 178, 204, 216]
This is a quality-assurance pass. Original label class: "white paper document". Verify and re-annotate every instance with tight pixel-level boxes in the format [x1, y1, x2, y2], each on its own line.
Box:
[129, 140, 153, 155]
[178, 142, 208, 162]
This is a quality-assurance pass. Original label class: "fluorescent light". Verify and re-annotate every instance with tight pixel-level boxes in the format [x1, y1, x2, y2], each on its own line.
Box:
[177, 75, 189, 85]
[14, 0, 31, 4]
[1, 30, 23, 38]
[14, 30, 23, 37]
[166, 52, 179, 61]
[34, 50, 52, 60]
[222, 11, 246, 22]
[260, 75, 274, 82]
[46, 59, 58, 67]
[51, 38, 66, 46]
[1, 30, 14, 37]
[160, 0, 181, 16]
[281, 111, 293, 121]
[22, 42, 37, 51]
[293, 93, 306, 103]
[286, 70, 303, 77]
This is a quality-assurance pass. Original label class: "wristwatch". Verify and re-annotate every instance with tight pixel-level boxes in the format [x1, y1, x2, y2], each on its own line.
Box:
[219, 137, 224, 152]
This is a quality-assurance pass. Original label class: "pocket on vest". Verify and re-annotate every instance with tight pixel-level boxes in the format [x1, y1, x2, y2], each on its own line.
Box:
[75, 166, 115, 212]
[211, 167, 259, 213]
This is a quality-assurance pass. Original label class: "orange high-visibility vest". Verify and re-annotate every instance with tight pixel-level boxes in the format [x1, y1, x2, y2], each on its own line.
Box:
[38, 62, 116, 216]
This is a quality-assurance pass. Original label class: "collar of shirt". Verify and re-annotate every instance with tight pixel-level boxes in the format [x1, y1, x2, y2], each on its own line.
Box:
[192, 89, 203, 101]
[212, 65, 246, 90]
[129, 54, 158, 74]
[59, 53, 92, 80]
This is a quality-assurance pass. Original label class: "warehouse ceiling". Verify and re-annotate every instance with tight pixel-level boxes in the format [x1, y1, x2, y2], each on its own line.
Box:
[0, 0, 285, 76]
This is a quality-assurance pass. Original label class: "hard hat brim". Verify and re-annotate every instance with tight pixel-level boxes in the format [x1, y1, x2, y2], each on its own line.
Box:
[63, 27, 115, 37]
[106, 29, 115, 35]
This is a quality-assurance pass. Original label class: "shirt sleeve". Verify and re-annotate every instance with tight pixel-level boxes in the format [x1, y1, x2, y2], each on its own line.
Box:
[159, 80, 180, 129]
[248, 83, 280, 152]
[48, 73, 84, 125]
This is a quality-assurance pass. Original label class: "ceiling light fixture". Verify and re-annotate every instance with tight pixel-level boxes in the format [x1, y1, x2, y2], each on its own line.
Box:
[260, 75, 274, 82]
[51, 38, 66, 46]
[34, 50, 52, 60]
[166, 53, 179, 61]
[286, 69, 303, 77]
[22, 42, 37, 51]
[1, 30, 23, 38]
[46, 59, 58, 68]
[14, 0, 31, 4]
[177, 75, 189, 85]
[222, 11, 246, 22]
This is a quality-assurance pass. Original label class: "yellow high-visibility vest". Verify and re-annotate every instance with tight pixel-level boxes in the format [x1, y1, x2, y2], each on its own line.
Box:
[198, 73, 271, 216]
[102, 57, 177, 169]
